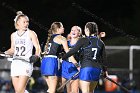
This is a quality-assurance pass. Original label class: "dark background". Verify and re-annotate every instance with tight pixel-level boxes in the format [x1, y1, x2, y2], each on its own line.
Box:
[0, 0, 140, 91]
[0, 0, 140, 50]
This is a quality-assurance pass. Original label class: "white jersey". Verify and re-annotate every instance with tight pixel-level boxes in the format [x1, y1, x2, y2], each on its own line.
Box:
[13, 29, 33, 61]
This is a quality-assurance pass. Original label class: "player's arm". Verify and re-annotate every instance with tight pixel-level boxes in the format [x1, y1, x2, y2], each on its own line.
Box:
[100, 42, 108, 77]
[59, 36, 77, 64]
[62, 38, 85, 60]
[4, 33, 15, 55]
[29, 30, 41, 56]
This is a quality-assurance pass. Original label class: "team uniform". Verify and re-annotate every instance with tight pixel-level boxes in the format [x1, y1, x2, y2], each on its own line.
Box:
[41, 34, 63, 76]
[11, 29, 33, 77]
[61, 40, 79, 80]
[63, 36, 106, 81]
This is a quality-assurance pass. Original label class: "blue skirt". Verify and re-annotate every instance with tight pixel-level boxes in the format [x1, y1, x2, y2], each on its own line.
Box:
[41, 57, 60, 76]
[79, 67, 101, 81]
[61, 60, 79, 80]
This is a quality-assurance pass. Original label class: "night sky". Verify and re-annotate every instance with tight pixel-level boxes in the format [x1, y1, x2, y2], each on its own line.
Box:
[0, 0, 140, 51]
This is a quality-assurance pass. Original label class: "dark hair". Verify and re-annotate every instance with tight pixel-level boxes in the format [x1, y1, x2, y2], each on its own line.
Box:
[44, 22, 62, 52]
[85, 22, 98, 36]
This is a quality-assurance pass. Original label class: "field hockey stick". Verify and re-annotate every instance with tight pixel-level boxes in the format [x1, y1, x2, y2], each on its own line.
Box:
[104, 76, 131, 93]
[101, 72, 131, 93]
[0, 52, 12, 58]
[0, 52, 31, 63]
[57, 71, 79, 92]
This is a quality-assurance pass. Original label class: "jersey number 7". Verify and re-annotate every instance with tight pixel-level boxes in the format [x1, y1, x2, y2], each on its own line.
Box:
[92, 48, 97, 59]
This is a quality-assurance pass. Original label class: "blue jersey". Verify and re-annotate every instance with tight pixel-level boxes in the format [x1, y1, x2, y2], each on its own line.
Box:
[63, 36, 106, 69]
[44, 34, 63, 56]
[61, 40, 79, 79]
[68, 40, 81, 62]
[80, 36, 105, 68]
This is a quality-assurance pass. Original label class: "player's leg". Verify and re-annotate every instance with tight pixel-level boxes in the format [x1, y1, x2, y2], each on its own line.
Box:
[12, 76, 29, 93]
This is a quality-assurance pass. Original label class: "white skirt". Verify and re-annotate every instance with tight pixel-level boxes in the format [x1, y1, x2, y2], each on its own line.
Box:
[11, 60, 33, 77]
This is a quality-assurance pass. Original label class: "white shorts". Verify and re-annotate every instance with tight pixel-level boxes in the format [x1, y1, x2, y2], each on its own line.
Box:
[11, 60, 33, 77]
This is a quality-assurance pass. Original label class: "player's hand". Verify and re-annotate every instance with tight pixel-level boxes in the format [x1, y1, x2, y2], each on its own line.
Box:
[29, 55, 40, 63]
[0, 51, 12, 57]
[99, 32, 106, 38]
[101, 65, 108, 78]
